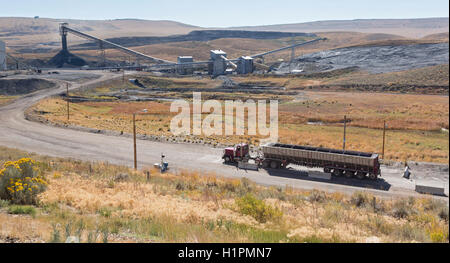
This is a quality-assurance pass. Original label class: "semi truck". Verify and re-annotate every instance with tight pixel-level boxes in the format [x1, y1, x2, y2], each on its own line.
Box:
[222, 143, 381, 180]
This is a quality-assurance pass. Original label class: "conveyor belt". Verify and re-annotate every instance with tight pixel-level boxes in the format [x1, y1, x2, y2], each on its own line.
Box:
[62, 25, 176, 64]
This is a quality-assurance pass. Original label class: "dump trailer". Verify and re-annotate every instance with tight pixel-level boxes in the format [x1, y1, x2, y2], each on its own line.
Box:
[260, 143, 381, 180]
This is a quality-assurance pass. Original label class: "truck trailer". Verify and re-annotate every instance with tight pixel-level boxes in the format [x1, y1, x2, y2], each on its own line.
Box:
[223, 143, 381, 180]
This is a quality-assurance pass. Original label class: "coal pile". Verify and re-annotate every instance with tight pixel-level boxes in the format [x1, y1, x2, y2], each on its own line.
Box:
[48, 50, 86, 68]
[276, 42, 449, 74]
[0, 79, 55, 95]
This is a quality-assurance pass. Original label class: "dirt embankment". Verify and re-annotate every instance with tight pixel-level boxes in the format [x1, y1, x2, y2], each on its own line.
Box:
[0, 78, 56, 95]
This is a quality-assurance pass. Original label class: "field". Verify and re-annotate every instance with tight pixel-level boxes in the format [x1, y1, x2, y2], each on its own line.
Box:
[1, 16, 449, 245]
[28, 71, 449, 163]
[0, 95, 17, 106]
[0, 146, 448, 243]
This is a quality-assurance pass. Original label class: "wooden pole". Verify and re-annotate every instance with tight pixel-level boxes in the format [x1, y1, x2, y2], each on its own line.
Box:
[382, 120, 386, 160]
[343, 115, 347, 151]
[133, 113, 137, 170]
[66, 83, 69, 121]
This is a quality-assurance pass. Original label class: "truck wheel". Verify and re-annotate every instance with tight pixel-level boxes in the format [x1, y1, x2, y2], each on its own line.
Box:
[344, 171, 354, 178]
[356, 172, 367, 180]
[324, 168, 332, 173]
[224, 156, 231, 163]
[332, 169, 342, 177]
[262, 161, 269, 168]
[270, 161, 279, 169]
[369, 173, 377, 180]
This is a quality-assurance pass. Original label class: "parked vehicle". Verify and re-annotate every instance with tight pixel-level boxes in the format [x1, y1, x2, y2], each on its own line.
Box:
[222, 143, 381, 180]
[222, 143, 250, 163]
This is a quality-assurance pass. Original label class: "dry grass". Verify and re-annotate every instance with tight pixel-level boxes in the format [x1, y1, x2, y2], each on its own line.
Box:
[0, 146, 448, 243]
[325, 64, 449, 87]
[280, 91, 449, 131]
[30, 86, 449, 163]
[0, 95, 17, 106]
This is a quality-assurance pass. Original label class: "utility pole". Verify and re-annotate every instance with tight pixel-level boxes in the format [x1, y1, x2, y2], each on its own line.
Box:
[122, 69, 125, 83]
[343, 115, 347, 151]
[133, 113, 137, 170]
[382, 120, 386, 160]
[66, 83, 70, 121]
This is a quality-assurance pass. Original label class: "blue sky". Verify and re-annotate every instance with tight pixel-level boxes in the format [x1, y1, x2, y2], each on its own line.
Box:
[0, 0, 448, 27]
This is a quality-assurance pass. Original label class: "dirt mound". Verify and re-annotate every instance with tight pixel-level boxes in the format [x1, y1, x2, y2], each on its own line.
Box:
[0, 78, 55, 95]
[48, 50, 86, 68]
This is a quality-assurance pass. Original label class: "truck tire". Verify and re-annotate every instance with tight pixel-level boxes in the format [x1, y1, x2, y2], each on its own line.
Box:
[262, 161, 269, 168]
[356, 172, 367, 180]
[369, 173, 377, 180]
[224, 156, 231, 163]
[324, 168, 332, 173]
[270, 161, 279, 169]
[332, 169, 343, 177]
[344, 171, 354, 178]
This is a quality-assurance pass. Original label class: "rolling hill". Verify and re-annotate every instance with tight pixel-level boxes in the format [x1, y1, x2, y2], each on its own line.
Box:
[229, 18, 449, 38]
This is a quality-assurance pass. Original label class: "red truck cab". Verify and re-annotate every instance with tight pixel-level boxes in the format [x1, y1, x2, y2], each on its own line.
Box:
[223, 144, 249, 163]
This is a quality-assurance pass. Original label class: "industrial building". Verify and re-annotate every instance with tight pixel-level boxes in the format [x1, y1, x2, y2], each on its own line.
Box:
[237, 56, 254, 74]
[0, 40, 6, 71]
[177, 56, 194, 75]
[208, 50, 228, 76]
[55, 23, 325, 76]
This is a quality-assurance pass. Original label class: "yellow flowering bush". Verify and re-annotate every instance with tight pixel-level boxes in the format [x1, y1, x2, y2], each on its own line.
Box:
[0, 158, 47, 205]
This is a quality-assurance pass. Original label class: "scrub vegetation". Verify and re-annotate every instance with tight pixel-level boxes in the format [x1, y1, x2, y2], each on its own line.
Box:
[29, 72, 449, 163]
[0, 146, 448, 243]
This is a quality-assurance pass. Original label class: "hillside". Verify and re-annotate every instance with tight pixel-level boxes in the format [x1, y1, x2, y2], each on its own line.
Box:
[422, 32, 449, 41]
[0, 17, 200, 49]
[1, 17, 448, 52]
[67, 31, 445, 65]
[230, 18, 449, 38]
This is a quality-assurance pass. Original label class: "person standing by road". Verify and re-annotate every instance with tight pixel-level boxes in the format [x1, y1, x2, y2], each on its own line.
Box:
[403, 163, 411, 179]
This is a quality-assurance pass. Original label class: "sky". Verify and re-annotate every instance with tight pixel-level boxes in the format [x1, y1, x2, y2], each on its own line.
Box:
[0, 0, 448, 27]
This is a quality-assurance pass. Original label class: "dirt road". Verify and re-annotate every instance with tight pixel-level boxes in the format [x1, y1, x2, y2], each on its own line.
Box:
[0, 70, 448, 200]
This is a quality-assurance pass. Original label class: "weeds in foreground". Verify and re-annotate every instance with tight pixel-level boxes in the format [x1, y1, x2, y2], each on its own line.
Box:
[0, 199, 10, 208]
[235, 194, 283, 223]
[0, 146, 448, 243]
[8, 205, 36, 217]
[0, 158, 47, 205]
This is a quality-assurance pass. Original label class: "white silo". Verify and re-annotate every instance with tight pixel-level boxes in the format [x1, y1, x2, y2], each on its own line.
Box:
[0, 40, 6, 71]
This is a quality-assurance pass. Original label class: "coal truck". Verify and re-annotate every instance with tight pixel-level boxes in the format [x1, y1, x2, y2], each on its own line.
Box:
[223, 143, 381, 180]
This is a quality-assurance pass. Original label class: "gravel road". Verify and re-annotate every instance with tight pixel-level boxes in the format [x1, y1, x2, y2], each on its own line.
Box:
[0, 70, 448, 200]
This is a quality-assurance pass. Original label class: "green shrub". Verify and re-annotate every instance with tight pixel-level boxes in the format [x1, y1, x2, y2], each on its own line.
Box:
[429, 230, 448, 243]
[438, 207, 449, 222]
[366, 216, 393, 235]
[0, 158, 47, 205]
[309, 190, 326, 203]
[8, 205, 36, 216]
[392, 200, 416, 219]
[394, 223, 428, 242]
[0, 199, 10, 208]
[50, 224, 62, 243]
[235, 194, 282, 223]
[350, 191, 371, 208]
[97, 207, 113, 218]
